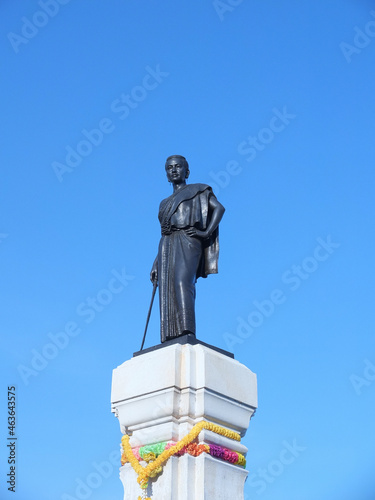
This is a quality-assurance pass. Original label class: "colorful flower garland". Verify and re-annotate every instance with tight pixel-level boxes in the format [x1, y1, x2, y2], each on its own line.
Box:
[121, 420, 246, 498]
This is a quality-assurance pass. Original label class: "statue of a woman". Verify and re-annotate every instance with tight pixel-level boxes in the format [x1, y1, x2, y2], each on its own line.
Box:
[150, 155, 225, 343]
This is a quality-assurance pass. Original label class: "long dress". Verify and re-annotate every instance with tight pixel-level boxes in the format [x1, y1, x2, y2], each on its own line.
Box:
[157, 183, 219, 342]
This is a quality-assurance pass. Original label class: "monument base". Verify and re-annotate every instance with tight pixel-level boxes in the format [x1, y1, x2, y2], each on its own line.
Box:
[111, 340, 257, 499]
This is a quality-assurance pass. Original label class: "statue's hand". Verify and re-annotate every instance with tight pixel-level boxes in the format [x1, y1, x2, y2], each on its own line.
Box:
[150, 267, 158, 284]
[185, 228, 209, 239]
[150, 256, 158, 284]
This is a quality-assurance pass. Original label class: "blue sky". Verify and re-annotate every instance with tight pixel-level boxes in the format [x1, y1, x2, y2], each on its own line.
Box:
[1, 1, 375, 499]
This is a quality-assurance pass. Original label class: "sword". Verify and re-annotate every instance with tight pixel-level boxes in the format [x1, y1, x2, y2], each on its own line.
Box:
[140, 281, 158, 351]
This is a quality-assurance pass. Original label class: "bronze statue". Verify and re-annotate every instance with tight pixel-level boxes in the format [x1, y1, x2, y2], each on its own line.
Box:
[150, 155, 225, 343]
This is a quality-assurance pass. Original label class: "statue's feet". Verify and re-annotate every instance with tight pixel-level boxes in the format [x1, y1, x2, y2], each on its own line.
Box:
[164, 331, 195, 342]
[181, 330, 195, 337]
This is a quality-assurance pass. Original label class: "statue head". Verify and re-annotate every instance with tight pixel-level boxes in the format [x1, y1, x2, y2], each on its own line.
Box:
[165, 155, 190, 183]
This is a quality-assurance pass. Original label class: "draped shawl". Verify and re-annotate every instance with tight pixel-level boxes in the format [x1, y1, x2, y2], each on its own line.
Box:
[158, 183, 219, 278]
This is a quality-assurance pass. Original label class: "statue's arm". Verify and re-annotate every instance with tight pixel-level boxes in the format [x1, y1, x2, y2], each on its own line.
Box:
[186, 196, 225, 239]
[150, 255, 158, 284]
[205, 196, 225, 237]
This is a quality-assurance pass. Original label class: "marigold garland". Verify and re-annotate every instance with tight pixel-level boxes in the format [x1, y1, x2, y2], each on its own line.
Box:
[121, 420, 245, 495]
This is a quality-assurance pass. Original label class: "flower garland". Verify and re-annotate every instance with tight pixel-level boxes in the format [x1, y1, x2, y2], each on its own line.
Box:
[122, 440, 246, 468]
[121, 420, 245, 497]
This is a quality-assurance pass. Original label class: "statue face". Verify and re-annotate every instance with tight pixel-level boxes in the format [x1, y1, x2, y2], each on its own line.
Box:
[165, 158, 189, 184]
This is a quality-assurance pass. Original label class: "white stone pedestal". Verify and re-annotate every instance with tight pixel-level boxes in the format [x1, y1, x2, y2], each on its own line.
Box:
[111, 340, 257, 499]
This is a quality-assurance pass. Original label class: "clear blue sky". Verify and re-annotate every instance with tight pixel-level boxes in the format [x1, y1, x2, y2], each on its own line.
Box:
[1, 1, 375, 499]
